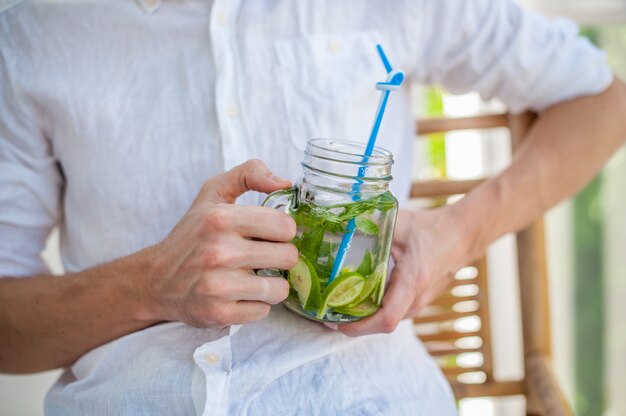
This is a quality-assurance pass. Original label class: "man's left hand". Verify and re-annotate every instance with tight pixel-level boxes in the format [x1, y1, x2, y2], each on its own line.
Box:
[332, 207, 472, 336]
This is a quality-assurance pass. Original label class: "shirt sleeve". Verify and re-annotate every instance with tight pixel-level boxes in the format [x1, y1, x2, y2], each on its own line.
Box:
[0, 44, 62, 277]
[413, 0, 613, 113]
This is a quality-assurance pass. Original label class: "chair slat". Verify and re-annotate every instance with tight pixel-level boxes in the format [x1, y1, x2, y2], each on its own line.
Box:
[473, 256, 495, 382]
[442, 365, 485, 376]
[429, 347, 482, 357]
[413, 310, 479, 324]
[431, 294, 478, 307]
[452, 381, 525, 399]
[410, 179, 485, 199]
[448, 278, 479, 290]
[526, 352, 573, 416]
[418, 330, 481, 342]
[417, 114, 509, 135]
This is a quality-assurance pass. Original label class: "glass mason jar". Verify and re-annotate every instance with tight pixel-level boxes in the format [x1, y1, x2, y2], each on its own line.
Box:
[260, 139, 398, 323]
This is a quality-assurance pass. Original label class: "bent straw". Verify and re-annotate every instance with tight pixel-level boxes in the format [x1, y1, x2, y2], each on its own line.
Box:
[327, 44, 405, 284]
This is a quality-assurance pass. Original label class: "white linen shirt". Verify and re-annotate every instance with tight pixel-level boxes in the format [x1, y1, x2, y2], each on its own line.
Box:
[0, 0, 611, 415]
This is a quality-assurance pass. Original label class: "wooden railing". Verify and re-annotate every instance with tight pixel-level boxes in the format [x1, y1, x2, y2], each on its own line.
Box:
[411, 113, 573, 415]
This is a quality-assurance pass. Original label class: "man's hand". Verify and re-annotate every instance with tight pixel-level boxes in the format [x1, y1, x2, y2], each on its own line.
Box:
[139, 159, 298, 328]
[0, 159, 297, 373]
[334, 206, 470, 336]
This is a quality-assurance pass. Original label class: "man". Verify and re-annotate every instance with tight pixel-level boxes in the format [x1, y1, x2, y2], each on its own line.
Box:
[1, 0, 625, 414]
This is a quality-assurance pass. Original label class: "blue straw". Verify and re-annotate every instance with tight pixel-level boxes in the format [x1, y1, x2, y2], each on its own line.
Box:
[327, 45, 405, 283]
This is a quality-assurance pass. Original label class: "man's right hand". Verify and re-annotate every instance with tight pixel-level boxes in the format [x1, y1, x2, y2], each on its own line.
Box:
[138, 159, 298, 328]
[0, 159, 297, 373]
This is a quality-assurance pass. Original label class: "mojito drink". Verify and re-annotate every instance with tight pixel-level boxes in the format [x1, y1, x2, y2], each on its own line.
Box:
[284, 190, 398, 322]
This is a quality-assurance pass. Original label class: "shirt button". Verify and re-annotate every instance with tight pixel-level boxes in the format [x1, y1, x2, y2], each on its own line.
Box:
[204, 353, 220, 365]
[217, 14, 227, 25]
[328, 40, 342, 55]
[226, 105, 239, 118]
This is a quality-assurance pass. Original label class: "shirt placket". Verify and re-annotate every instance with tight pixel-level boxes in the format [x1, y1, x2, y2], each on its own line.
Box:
[193, 325, 241, 416]
[210, 0, 250, 171]
[195, 3, 247, 414]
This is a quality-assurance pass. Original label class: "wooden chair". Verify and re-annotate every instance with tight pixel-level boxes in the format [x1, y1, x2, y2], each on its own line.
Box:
[411, 112, 573, 416]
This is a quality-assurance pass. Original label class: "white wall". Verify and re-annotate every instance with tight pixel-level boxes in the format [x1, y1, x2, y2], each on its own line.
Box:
[521, 0, 626, 24]
[545, 201, 575, 404]
[603, 145, 626, 416]
[0, 371, 61, 416]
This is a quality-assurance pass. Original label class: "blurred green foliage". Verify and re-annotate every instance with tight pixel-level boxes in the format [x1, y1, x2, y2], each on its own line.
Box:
[572, 23, 626, 416]
[423, 87, 447, 178]
[573, 175, 605, 416]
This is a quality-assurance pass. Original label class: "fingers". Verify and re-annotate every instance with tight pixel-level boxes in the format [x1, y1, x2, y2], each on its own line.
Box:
[199, 204, 296, 242]
[229, 205, 297, 242]
[198, 270, 289, 305]
[228, 274, 290, 305]
[200, 160, 292, 204]
[337, 261, 415, 337]
[187, 300, 273, 328]
[199, 235, 299, 271]
[229, 301, 274, 324]
[232, 240, 299, 270]
[184, 272, 289, 328]
[203, 236, 299, 270]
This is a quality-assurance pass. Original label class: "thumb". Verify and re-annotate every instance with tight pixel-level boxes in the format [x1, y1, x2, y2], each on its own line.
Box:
[338, 260, 415, 336]
[199, 159, 292, 204]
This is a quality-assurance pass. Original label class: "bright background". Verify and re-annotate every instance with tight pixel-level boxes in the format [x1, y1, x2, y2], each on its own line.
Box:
[1, 1, 625, 415]
[415, 2, 626, 414]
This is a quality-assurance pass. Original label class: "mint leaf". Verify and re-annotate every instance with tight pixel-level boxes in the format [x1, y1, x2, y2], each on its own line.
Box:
[293, 205, 323, 229]
[319, 240, 335, 258]
[300, 227, 324, 263]
[376, 191, 396, 213]
[325, 222, 345, 235]
[292, 235, 302, 251]
[291, 191, 395, 277]
[356, 250, 373, 276]
[356, 218, 379, 236]
[313, 253, 335, 285]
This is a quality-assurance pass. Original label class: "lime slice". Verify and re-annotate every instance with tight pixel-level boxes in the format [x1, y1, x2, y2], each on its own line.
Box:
[333, 299, 379, 317]
[340, 267, 353, 275]
[344, 263, 387, 308]
[373, 263, 388, 304]
[288, 255, 321, 311]
[343, 272, 380, 308]
[317, 272, 365, 319]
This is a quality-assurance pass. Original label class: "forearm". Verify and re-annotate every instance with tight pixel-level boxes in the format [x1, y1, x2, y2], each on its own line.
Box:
[0, 161, 297, 373]
[0, 246, 160, 374]
[455, 77, 626, 259]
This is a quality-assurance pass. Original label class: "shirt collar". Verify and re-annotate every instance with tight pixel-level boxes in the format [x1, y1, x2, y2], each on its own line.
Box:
[135, 0, 162, 14]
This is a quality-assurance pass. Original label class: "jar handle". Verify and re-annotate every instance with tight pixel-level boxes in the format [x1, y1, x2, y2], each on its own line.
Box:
[256, 186, 298, 278]
[262, 186, 298, 212]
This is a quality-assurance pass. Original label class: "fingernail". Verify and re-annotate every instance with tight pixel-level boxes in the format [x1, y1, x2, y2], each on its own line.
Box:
[323, 323, 338, 330]
[270, 174, 289, 183]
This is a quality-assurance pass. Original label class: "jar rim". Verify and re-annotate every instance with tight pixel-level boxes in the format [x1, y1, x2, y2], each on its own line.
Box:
[307, 139, 394, 166]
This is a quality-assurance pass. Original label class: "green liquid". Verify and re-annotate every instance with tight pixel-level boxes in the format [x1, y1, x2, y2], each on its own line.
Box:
[285, 191, 397, 322]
